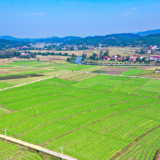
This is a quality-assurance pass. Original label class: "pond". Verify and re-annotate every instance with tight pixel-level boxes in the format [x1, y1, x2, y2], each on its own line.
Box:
[74, 56, 82, 64]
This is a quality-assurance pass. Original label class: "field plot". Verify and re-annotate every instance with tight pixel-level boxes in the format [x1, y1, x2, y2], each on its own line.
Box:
[0, 140, 43, 160]
[0, 62, 160, 160]
[121, 69, 144, 76]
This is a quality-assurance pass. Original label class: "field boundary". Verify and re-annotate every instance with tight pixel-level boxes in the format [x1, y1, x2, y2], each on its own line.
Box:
[0, 71, 71, 92]
[0, 134, 77, 160]
[110, 125, 160, 160]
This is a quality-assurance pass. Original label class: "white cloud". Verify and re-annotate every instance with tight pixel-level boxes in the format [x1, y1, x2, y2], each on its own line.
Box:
[122, 11, 133, 17]
[14, 13, 46, 16]
[89, 13, 98, 17]
[130, 7, 138, 10]
[25, 13, 46, 16]
[122, 7, 138, 17]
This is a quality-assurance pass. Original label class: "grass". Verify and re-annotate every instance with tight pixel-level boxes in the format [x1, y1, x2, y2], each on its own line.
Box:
[0, 61, 160, 160]
[121, 69, 145, 76]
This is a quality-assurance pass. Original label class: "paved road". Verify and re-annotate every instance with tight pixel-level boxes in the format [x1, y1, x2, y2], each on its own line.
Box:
[0, 134, 77, 160]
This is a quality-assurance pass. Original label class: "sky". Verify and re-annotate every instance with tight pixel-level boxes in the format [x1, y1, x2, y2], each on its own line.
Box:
[0, 0, 160, 38]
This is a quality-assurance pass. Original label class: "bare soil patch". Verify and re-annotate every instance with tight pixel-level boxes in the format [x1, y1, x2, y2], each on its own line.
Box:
[0, 74, 44, 80]
[138, 66, 156, 70]
[37, 55, 68, 62]
[99, 67, 117, 71]
[107, 68, 131, 75]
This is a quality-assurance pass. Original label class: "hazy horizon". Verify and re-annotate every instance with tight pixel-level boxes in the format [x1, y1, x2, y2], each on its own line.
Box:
[1, 0, 160, 38]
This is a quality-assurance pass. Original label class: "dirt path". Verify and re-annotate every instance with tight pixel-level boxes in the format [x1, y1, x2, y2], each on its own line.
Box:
[0, 134, 77, 160]
[0, 71, 71, 92]
[0, 105, 13, 113]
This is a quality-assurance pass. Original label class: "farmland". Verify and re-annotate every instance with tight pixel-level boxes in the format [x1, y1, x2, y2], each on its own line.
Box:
[0, 61, 160, 160]
[0, 140, 44, 159]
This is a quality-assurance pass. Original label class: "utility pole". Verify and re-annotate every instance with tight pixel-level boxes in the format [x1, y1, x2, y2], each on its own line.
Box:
[61, 147, 63, 160]
[4, 129, 7, 141]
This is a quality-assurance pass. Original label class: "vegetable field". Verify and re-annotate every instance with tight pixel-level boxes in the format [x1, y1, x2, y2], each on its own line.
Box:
[0, 61, 160, 160]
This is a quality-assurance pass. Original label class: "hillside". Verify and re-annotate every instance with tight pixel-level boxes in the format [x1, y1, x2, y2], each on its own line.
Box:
[137, 33, 160, 45]
[65, 33, 141, 46]
[0, 39, 28, 50]
[0, 35, 82, 43]
[137, 29, 160, 36]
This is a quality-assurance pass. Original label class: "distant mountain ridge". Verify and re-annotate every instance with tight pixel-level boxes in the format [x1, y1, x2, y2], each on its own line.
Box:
[137, 29, 160, 36]
[1, 29, 160, 47]
[0, 35, 82, 43]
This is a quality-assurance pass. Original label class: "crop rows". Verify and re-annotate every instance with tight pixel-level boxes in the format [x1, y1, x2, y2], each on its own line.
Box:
[121, 69, 144, 76]
[0, 140, 43, 160]
[1, 72, 160, 160]
[0, 82, 13, 89]
[116, 127, 160, 160]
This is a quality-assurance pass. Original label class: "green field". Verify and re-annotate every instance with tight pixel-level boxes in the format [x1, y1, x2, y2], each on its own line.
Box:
[0, 140, 43, 159]
[0, 60, 160, 160]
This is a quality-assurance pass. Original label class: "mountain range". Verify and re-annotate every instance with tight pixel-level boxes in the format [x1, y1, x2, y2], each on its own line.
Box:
[0, 36, 81, 43]
[1, 29, 160, 44]
[1, 29, 160, 48]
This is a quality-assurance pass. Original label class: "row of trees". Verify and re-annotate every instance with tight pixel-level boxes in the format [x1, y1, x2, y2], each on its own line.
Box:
[29, 51, 69, 56]
[0, 50, 20, 58]
[67, 54, 77, 63]
[88, 50, 109, 60]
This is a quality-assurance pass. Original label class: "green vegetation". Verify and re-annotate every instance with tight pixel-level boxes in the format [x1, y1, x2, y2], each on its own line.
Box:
[0, 140, 43, 159]
[121, 69, 144, 76]
[1, 61, 160, 160]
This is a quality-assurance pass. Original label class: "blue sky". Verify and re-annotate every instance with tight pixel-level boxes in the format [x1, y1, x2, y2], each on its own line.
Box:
[0, 0, 160, 38]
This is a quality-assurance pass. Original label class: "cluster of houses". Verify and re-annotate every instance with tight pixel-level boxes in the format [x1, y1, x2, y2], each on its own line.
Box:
[103, 54, 160, 63]
[146, 45, 160, 54]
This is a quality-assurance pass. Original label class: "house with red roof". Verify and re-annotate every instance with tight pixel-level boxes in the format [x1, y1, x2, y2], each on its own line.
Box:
[129, 58, 136, 62]
[103, 56, 110, 60]
[147, 49, 151, 54]
[111, 55, 118, 61]
[149, 56, 160, 62]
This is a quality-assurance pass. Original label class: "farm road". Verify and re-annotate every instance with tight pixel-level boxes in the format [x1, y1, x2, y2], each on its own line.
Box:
[8, 64, 160, 80]
[0, 134, 77, 160]
[0, 72, 71, 92]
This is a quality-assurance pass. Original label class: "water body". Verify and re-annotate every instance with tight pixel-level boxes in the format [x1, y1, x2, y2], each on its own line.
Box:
[74, 56, 82, 64]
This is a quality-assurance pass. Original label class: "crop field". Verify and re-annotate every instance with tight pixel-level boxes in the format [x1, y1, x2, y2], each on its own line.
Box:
[0, 61, 160, 160]
[0, 140, 43, 159]
[1, 61, 160, 159]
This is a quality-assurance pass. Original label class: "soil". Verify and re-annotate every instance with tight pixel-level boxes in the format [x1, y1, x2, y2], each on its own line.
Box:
[0, 74, 44, 80]
[107, 68, 131, 75]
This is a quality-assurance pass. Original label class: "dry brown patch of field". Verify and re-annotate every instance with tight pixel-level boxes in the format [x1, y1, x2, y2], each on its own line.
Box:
[37, 55, 68, 61]
[99, 67, 116, 71]
[107, 68, 131, 75]
[137, 66, 156, 70]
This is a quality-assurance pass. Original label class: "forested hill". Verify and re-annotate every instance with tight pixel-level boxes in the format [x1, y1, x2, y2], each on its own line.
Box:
[137, 29, 160, 36]
[136, 33, 160, 46]
[64, 33, 160, 46]
[0, 39, 28, 50]
[0, 36, 82, 43]
[65, 33, 141, 46]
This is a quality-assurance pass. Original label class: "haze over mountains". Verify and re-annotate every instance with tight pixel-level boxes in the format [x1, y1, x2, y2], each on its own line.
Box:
[0, 29, 160, 44]
[0, 29, 160, 48]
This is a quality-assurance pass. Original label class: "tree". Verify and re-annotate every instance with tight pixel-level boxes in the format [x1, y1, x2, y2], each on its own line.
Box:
[140, 49, 146, 54]
[82, 53, 87, 61]
[126, 56, 130, 61]
[64, 53, 68, 56]
[103, 50, 109, 56]
[100, 51, 103, 60]
[117, 55, 121, 58]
